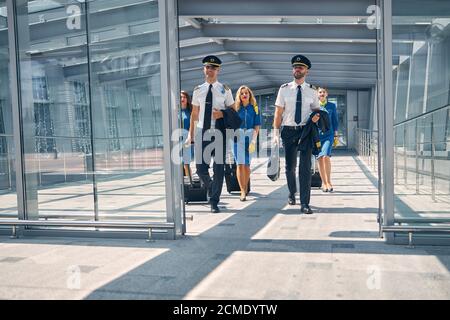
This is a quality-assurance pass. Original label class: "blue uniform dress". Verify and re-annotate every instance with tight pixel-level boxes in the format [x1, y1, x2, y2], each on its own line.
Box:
[181, 108, 194, 163]
[233, 104, 261, 165]
[317, 101, 339, 158]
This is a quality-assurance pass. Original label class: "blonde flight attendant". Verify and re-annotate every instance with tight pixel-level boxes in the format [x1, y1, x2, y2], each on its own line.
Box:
[233, 86, 261, 201]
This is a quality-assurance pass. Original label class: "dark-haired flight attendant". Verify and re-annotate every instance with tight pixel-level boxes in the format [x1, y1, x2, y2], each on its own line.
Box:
[181, 90, 194, 177]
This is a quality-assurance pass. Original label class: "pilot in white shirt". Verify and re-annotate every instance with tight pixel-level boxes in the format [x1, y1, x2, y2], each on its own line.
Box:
[272, 54, 320, 215]
[275, 80, 320, 126]
[187, 55, 234, 214]
[192, 81, 234, 129]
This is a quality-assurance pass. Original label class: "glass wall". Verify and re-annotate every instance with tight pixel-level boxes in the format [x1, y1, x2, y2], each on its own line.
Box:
[13, 0, 165, 224]
[0, 0, 17, 220]
[392, 0, 450, 224]
[87, 0, 165, 222]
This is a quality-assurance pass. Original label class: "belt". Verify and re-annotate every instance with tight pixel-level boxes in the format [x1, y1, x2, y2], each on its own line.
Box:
[283, 125, 303, 130]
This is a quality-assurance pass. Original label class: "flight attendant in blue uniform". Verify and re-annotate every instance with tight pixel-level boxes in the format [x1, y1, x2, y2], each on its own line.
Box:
[181, 90, 194, 177]
[316, 87, 339, 192]
[233, 85, 261, 201]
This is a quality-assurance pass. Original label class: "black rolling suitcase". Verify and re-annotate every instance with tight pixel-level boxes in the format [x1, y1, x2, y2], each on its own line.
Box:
[224, 163, 250, 194]
[183, 166, 208, 203]
[311, 156, 322, 188]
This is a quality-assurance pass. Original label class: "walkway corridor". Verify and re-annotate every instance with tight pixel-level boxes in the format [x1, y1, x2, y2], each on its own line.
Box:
[0, 152, 449, 299]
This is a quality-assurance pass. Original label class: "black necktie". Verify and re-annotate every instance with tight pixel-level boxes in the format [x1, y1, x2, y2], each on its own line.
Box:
[295, 85, 302, 125]
[203, 84, 213, 131]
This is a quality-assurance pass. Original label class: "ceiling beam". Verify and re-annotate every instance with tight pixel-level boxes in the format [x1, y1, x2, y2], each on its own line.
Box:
[181, 62, 376, 81]
[196, 24, 376, 42]
[238, 53, 378, 65]
[180, 41, 412, 59]
[182, 61, 377, 73]
[179, 0, 375, 17]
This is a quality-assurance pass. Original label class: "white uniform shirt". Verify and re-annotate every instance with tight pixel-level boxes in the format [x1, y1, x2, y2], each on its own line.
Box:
[275, 81, 320, 126]
[192, 81, 234, 129]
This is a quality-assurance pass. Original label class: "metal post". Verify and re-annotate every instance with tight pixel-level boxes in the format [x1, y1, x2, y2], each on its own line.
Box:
[368, 131, 372, 167]
[372, 132, 377, 171]
[358, 129, 361, 155]
[356, 129, 359, 155]
[63, 144, 67, 182]
[381, 0, 395, 243]
[159, 0, 183, 238]
[407, 232, 414, 248]
[430, 115, 436, 202]
[84, 0, 100, 221]
[371, 132, 375, 170]
[403, 125, 407, 187]
[38, 153, 42, 186]
[395, 131, 399, 184]
[367, 131, 370, 164]
[10, 225, 18, 239]
[7, 142, 12, 190]
[364, 130, 367, 158]
[146, 228, 154, 242]
[415, 119, 419, 194]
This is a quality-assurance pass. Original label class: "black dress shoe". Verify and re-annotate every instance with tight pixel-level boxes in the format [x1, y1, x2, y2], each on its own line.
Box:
[301, 205, 313, 214]
[288, 197, 296, 205]
[211, 204, 220, 213]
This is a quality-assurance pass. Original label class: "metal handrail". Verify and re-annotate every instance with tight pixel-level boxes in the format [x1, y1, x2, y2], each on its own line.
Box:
[382, 225, 450, 246]
[0, 219, 175, 241]
[393, 104, 450, 128]
[33, 134, 163, 140]
[356, 128, 379, 173]
[395, 216, 450, 224]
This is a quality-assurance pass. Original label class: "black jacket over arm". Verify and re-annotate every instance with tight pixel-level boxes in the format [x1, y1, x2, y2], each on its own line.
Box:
[298, 109, 330, 155]
[221, 108, 242, 130]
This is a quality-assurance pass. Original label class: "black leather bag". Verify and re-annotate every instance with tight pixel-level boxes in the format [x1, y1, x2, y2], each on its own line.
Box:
[310, 157, 322, 188]
[267, 144, 280, 181]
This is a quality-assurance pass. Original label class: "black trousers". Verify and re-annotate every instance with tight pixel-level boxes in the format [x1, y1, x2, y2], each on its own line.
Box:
[195, 121, 226, 206]
[281, 126, 313, 206]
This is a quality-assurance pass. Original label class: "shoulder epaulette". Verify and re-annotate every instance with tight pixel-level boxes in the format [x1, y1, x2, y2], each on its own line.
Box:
[223, 84, 230, 91]
[193, 85, 201, 91]
[281, 83, 289, 88]
[309, 84, 317, 90]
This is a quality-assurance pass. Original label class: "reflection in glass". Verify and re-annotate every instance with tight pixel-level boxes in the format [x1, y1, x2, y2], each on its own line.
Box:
[392, 0, 450, 224]
[0, 0, 18, 220]
[13, 0, 165, 224]
[88, 0, 165, 222]
[16, 0, 94, 221]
